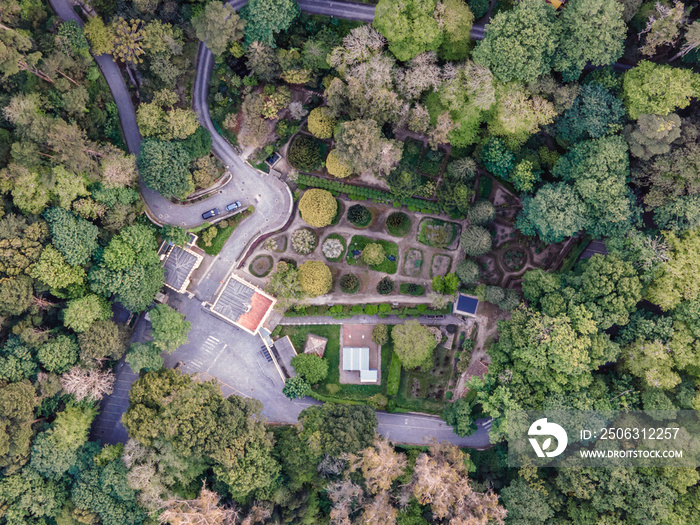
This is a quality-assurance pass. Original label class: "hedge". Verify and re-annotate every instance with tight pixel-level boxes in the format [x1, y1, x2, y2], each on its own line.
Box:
[386, 353, 401, 396]
[283, 302, 452, 318]
[296, 173, 443, 213]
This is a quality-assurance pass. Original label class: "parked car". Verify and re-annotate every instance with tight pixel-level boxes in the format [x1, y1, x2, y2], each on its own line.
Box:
[226, 201, 242, 212]
[202, 208, 220, 219]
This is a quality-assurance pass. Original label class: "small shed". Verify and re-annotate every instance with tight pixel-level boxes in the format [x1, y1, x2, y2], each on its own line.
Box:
[304, 333, 328, 357]
[342, 347, 378, 383]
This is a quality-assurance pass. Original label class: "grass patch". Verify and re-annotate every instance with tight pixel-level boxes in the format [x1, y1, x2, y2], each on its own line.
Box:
[346, 235, 398, 274]
[478, 176, 493, 200]
[322, 233, 347, 262]
[402, 138, 424, 169]
[399, 283, 425, 296]
[197, 209, 251, 256]
[396, 344, 455, 414]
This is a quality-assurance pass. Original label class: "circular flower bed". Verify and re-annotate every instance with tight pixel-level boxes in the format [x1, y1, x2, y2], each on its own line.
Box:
[291, 228, 317, 255]
[249, 255, 273, 277]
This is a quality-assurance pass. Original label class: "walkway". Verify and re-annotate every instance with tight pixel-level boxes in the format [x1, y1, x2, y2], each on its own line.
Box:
[279, 313, 464, 325]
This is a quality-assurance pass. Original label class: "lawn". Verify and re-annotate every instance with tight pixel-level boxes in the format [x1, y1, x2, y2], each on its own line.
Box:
[346, 235, 399, 274]
[272, 324, 392, 402]
[395, 344, 456, 414]
[196, 208, 252, 256]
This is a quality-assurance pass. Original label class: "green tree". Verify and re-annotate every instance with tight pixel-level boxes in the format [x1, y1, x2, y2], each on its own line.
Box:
[291, 353, 328, 384]
[44, 207, 99, 267]
[388, 169, 421, 201]
[31, 245, 85, 290]
[78, 320, 130, 362]
[555, 84, 626, 144]
[646, 228, 700, 310]
[138, 138, 193, 199]
[362, 243, 385, 267]
[623, 60, 700, 119]
[480, 138, 514, 178]
[126, 342, 163, 373]
[333, 120, 403, 177]
[0, 467, 67, 523]
[36, 334, 78, 374]
[501, 478, 555, 524]
[374, 0, 442, 61]
[298, 403, 377, 456]
[265, 261, 303, 310]
[391, 320, 437, 369]
[553, 0, 626, 81]
[456, 259, 480, 284]
[0, 380, 36, 475]
[149, 304, 191, 352]
[282, 375, 310, 399]
[307, 107, 335, 139]
[372, 324, 389, 345]
[0, 338, 37, 383]
[473, 0, 557, 83]
[240, 0, 300, 47]
[160, 225, 189, 247]
[438, 0, 475, 61]
[63, 294, 112, 333]
[655, 195, 700, 234]
[625, 112, 682, 160]
[441, 396, 476, 437]
[460, 225, 492, 257]
[553, 135, 636, 239]
[192, 1, 245, 56]
[0, 275, 33, 317]
[517, 183, 588, 243]
[0, 216, 47, 279]
[467, 200, 495, 226]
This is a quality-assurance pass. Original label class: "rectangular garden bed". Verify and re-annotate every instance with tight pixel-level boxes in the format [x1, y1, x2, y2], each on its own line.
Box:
[346, 235, 399, 274]
[396, 344, 456, 414]
[417, 217, 462, 251]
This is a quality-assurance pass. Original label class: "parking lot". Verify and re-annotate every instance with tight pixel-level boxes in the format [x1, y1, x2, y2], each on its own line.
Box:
[162, 293, 317, 422]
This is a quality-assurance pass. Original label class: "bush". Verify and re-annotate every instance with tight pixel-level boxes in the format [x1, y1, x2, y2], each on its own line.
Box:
[499, 288, 522, 311]
[460, 225, 492, 256]
[347, 204, 372, 227]
[308, 107, 335, 139]
[372, 323, 389, 345]
[339, 274, 360, 294]
[386, 212, 411, 236]
[291, 353, 328, 384]
[468, 0, 489, 18]
[288, 135, 322, 171]
[298, 261, 332, 297]
[456, 259, 481, 284]
[400, 282, 425, 296]
[467, 200, 496, 226]
[291, 228, 317, 254]
[326, 149, 352, 178]
[365, 304, 378, 316]
[299, 189, 337, 227]
[322, 237, 344, 259]
[377, 277, 394, 295]
[484, 285, 505, 304]
[362, 243, 385, 266]
[283, 375, 311, 399]
[386, 353, 401, 396]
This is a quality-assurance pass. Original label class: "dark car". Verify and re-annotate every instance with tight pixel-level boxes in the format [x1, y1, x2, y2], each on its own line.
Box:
[202, 208, 220, 220]
[226, 201, 242, 212]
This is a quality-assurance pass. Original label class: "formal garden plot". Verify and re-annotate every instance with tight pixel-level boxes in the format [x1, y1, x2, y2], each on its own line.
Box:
[399, 283, 425, 296]
[346, 235, 399, 275]
[430, 253, 453, 278]
[397, 343, 457, 414]
[321, 233, 347, 262]
[418, 218, 462, 250]
[249, 255, 273, 277]
[263, 235, 287, 252]
[401, 248, 424, 277]
[385, 211, 411, 237]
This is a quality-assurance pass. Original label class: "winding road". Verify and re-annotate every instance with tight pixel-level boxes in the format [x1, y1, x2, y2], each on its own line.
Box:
[47, 0, 503, 448]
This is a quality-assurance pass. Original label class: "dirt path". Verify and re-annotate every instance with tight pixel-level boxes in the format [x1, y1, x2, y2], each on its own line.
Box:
[454, 301, 510, 398]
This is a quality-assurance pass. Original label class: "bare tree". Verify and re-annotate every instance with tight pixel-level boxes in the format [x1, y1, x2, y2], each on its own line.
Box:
[349, 438, 407, 494]
[60, 366, 115, 402]
[157, 482, 239, 525]
[327, 479, 364, 525]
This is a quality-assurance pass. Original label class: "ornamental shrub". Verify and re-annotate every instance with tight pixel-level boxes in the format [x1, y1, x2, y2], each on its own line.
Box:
[386, 212, 410, 236]
[291, 228, 317, 254]
[460, 225, 492, 257]
[299, 189, 337, 227]
[339, 274, 360, 293]
[372, 323, 389, 345]
[298, 260, 332, 297]
[308, 107, 335, 139]
[362, 243, 385, 266]
[322, 237, 344, 259]
[376, 277, 394, 295]
[484, 285, 505, 304]
[326, 149, 352, 178]
[288, 135, 322, 171]
[347, 204, 372, 227]
[456, 259, 481, 284]
[467, 200, 496, 226]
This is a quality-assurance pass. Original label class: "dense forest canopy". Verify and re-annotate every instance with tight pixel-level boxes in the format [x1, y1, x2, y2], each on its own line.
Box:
[1, 0, 700, 523]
